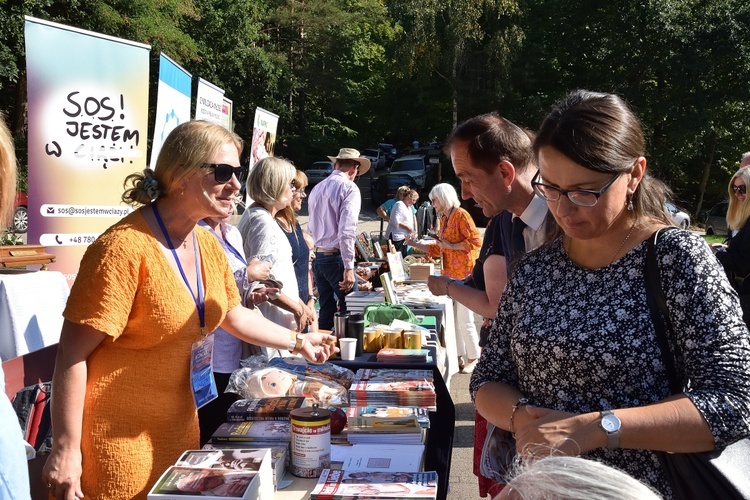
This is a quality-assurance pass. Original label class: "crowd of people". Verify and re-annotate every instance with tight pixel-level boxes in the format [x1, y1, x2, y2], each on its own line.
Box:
[0, 87, 748, 499]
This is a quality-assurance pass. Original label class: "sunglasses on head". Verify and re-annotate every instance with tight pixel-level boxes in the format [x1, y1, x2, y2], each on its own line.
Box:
[202, 163, 247, 184]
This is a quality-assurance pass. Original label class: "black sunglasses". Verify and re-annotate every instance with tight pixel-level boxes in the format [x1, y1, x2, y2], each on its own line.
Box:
[202, 163, 247, 184]
[732, 184, 747, 195]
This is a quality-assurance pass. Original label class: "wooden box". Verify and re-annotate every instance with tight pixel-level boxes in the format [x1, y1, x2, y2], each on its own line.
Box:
[0, 244, 56, 269]
[408, 263, 434, 281]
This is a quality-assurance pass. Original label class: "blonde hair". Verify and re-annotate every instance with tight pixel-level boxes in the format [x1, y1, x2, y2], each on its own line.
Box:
[497, 456, 661, 500]
[396, 185, 412, 201]
[246, 156, 296, 207]
[727, 166, 750, 230]
[277, 169, 308, 227]
[0, 115, 17, 225]
[122, 120, 242, 206]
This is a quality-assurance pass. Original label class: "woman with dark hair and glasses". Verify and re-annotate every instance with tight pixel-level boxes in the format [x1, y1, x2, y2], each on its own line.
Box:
[470, 90, 750, 497]
[42, 121, 336, 499]
[715, 165, 750, 325]
[238, 157, 315, 346]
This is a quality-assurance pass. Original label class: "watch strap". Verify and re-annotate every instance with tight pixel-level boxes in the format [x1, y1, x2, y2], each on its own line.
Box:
[600, 410, 621, 450]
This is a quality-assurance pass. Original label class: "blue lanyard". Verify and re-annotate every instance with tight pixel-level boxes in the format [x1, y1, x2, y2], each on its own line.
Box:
[210, 223, 247, 266]
[152, 204, 206, 335]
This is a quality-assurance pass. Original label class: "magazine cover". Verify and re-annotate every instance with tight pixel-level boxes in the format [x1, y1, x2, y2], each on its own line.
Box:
[226, 397, 306, 422]
[346, 406, 431, 429]
[147, 467, 259, 499]
[310, 469, 438, 499]
[174, 449, 274, 498]
[212, 421, 291, 442]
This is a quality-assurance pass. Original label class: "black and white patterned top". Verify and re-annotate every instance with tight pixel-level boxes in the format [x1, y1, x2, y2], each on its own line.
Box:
[470, 229, 750, 496]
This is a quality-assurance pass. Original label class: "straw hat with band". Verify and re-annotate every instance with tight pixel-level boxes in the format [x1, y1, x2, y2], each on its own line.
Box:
[327, 148, 370, 177]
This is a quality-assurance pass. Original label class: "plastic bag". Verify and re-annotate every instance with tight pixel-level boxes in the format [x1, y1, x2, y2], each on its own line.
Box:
[226, 365, 349, 407]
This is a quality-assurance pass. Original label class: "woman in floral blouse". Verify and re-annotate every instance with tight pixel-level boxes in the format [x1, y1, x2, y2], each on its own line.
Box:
[470, 90, 750, 497]
[410, 183, 481, 372]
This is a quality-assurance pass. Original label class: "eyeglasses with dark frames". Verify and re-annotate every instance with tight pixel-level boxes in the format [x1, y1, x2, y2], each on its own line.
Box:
[732, 184, 747, 195]
[531, 170, 621, 207]
[202, 163, 247, 184]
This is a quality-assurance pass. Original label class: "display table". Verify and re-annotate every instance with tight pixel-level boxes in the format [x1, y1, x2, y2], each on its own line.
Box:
[0, 270, 69, 361]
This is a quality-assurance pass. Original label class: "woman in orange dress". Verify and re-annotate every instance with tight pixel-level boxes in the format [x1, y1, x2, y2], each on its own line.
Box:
[409, 183, 481, 372]
[42, 121, 336, 499]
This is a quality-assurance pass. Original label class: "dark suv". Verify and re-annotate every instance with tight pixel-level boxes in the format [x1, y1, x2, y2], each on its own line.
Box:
[705, 201, 729, 236]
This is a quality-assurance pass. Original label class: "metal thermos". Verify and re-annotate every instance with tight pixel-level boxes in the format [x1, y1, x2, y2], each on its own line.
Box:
[347, 313, 365, 357]
[333, 311, 350, 339]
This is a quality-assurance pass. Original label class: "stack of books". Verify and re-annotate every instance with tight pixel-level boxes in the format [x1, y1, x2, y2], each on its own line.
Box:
[345, 290, 384, 314]
[211, 420, 291, 449]
[147, 449, 273, 499]
[348, 369, 437, 411]
[345, 406, 431, 430]
[310, 469, 438, 499]
[376, 348, 431, 363]
[346, 415, 425, 445]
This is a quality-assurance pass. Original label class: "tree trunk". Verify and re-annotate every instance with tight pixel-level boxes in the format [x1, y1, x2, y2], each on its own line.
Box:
[695, 131, 717, 217]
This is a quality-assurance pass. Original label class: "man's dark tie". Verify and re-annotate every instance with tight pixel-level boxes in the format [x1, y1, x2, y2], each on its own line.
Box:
[511, 216, 527, 259]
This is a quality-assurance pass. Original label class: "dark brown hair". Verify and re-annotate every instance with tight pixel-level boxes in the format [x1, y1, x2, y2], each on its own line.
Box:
[444, 112, 535, 174]
[534, 90, 672, 224]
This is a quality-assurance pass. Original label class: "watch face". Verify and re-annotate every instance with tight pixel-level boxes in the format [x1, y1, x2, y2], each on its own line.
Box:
[602, 414, 620, 432]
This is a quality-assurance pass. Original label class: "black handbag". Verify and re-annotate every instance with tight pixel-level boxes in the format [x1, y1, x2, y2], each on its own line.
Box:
[645, 227, 750, 500]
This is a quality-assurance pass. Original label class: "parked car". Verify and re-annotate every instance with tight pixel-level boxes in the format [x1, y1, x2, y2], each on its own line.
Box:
[705, 200, 729, 236]
[377, 143, 398, 168]
[665, 202, 690, 229]
[388, 154, 438, 191]
[12, 191, 28, 233]
[370, 173, 419, 209]
[361, 148, 386, 171]
[305, 160, 334, 187]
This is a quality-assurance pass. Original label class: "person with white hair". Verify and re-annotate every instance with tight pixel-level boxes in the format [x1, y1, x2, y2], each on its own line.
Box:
[494, 456, 662, 500]
[740, 151, 750, 169]
[409, 182, 481, 373]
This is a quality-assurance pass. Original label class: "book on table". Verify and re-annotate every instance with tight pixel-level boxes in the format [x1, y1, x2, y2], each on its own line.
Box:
[226, 397, 306, 422]
[147, 466, 260, 499]
[346, 415, 421, 434]
[342, 443, 425, 472]
[310, 469, 438, 499]
[171, 449, 273, 498]
[346, 406, 431, 429]
[211, 421, 291, 443]
[349, 369, 437, 411]
[202, 443, 288, 488]
[376, 348, 431, 363]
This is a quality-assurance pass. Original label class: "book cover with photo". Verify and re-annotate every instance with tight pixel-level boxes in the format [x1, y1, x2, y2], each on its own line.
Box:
[310, 469, 438, 499]
[174, 449, 273, 498]
[346, 406, 431, 429]
[346, 415, 421, 434]
[211, 421, 290, 443]
[226, 397, 306, 422]
[201, 444, 288, 486]
[147, 467, 260, 499]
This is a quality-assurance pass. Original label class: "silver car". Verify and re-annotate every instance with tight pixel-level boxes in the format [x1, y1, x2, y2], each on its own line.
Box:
[665, 202, 690, 229]
[705, 201, 729, 236]
[305, 160, 334, 187]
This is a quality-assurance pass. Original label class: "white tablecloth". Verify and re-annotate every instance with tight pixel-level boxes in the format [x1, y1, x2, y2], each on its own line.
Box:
[0, 271, 69, 361]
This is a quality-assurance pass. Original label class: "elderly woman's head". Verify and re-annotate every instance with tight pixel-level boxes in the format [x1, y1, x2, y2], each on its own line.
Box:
[122, 120, 243, 206]
[396, 185, 412, 201]
[246, 156, 297, 209]
[429, 183, 461, 214]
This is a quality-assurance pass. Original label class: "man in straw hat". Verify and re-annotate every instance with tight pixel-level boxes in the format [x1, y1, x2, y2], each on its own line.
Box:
[307, 148, 370, 331]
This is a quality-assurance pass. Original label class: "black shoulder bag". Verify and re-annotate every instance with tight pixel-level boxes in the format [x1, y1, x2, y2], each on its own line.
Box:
[645, 227, 750, 500]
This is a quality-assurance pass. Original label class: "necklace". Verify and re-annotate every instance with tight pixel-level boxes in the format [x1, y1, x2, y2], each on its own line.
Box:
[166, 223, 190, 249]
[608, 222, 637, 265]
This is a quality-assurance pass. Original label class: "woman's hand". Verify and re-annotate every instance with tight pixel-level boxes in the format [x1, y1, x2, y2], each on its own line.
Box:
[300, 332, 338, 363]
[246, 258, 272, 282]
[42, 447, 84, 500]
[427, 275, 450, 296]
[513, 406, 602, 459]
[246, 287, 280, 305]
[293, 306, 312, 332]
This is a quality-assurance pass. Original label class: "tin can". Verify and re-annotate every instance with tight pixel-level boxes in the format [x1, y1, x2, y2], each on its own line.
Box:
[290, 404, 331, 477]
[403, 330, 422, 349]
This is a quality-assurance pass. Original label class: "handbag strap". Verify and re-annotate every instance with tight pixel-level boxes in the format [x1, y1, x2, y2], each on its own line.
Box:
[645, 226, 682, 395]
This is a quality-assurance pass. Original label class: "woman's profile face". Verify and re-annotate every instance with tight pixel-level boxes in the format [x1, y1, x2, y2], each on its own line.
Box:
[185, 141, 242, 219]
[732, 177, 747, 203]
[537, 145, 631, 241]
[291, 184, 307, 212]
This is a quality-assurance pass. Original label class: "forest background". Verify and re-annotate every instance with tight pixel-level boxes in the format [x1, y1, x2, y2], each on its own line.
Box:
[0, 0, 749, 218]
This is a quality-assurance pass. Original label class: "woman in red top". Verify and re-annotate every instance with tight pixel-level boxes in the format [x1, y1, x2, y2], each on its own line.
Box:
[410, 183, 481, 372]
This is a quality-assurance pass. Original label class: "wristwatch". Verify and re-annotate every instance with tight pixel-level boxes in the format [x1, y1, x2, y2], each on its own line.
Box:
[600, 410, 621, 450]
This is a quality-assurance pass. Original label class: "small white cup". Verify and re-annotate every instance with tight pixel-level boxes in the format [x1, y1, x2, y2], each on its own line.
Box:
[339, 338, 357, 360]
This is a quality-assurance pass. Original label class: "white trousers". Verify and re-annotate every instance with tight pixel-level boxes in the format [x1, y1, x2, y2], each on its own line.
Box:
[454, 300, 481, 360]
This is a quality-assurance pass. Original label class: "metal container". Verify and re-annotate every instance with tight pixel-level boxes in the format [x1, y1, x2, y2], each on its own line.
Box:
[333, 311, 350, 340]
[290, 404, 331, 478]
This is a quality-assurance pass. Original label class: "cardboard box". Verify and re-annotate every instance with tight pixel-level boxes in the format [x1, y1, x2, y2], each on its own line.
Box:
[408, 264, 434, 281]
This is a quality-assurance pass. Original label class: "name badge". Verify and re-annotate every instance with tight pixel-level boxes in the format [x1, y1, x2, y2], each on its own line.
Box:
[190, 333, 218, 409]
